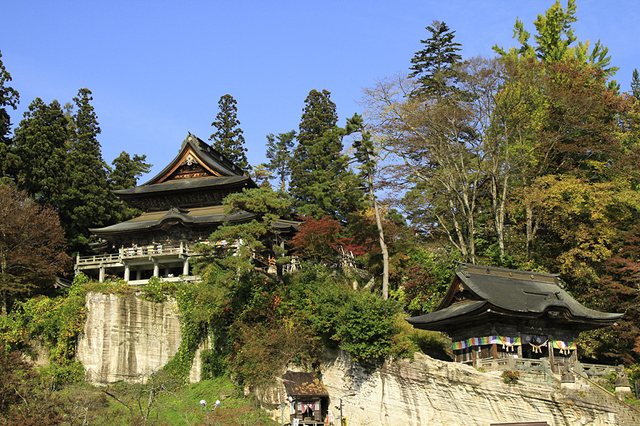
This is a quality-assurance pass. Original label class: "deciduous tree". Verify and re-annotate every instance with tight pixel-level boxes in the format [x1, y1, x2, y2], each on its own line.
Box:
[347, 113, 390, 299]
[0, 184, 70, 313]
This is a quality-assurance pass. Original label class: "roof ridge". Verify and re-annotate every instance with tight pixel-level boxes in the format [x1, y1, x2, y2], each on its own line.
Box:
[459, 263, 559, 284]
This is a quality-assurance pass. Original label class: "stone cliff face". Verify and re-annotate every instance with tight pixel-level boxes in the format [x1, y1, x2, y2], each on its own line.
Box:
[77, 293, 639, 425]
[260, 352, 640, 426]
[77, 292, 182, 383]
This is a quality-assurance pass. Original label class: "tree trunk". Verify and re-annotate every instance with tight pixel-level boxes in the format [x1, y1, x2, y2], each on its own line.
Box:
[369, 175, 389, 299]
[525, 199, 535, 259]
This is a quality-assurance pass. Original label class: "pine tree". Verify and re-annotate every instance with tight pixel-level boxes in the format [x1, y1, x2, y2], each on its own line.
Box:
[632, 69, 640, 100]
[409, 21, 463, 98]
[110, 151, 151, 190]
[109, 151, 152, 222]
[264, 130, 295, 192]
[11, 98, 69, 205]
[61, 88, 114, 252]
[289, 89, 362, 219]
[251, 164, 273, 189]
[0, 51, 20, 177]
[209, 94, 250, 172]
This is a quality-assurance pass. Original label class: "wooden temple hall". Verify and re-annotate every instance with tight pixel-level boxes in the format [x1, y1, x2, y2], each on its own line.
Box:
[75, 133, 298, 284]
[407, 264, 623, 368]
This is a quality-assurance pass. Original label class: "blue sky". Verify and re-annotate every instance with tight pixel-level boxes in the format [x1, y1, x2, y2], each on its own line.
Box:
[2, 1, 639, 179]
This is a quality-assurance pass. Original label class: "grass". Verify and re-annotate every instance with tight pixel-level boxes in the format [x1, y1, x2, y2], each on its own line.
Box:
[58, 377, 276, 425]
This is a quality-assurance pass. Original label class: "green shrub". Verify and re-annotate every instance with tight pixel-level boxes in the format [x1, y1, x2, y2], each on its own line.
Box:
[502, 370, 520, 384]
[38, 361, 85, 390]
[335, 291, 401, 364]
[140, 276, 177, 303]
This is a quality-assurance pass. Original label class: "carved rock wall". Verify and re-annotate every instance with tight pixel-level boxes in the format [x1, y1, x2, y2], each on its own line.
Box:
[261, 352, 640, 426]
[77, 292, 182, 383]
[76, 293, 639, 424]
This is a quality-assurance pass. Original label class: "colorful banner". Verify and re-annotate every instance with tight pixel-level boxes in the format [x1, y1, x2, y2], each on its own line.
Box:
[452, 335, 522, 351]
[551, 340, 576, 355]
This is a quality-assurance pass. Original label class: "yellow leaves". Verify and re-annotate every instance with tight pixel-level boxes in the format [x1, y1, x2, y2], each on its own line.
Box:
[526, 174, 639, 281]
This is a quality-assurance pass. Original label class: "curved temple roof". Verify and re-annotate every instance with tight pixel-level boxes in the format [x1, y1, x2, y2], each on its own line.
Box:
[90, 205, 300, 236]
[113, 175, 253, 197]
[407, 264, 623, 331]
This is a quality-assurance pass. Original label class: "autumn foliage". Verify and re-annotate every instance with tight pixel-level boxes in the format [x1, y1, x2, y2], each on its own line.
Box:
[291, 216, 369, 263]
[0, 184, 70, 312]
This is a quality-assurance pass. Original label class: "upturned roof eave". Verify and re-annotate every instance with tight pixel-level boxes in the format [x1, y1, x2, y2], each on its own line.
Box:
[112, 175, 255, 198]
[89, 211, 256, 236]
[408, 302, 623, 332]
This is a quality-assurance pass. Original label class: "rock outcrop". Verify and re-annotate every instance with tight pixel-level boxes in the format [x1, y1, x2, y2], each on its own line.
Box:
[260, 352, 640, 426]
[76, 293, 639, 424]
[77, 292, 181, 383]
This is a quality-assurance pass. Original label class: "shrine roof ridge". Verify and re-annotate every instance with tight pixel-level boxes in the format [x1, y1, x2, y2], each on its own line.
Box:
[144, 132, 248, 185]
[113, 175, 252, 196]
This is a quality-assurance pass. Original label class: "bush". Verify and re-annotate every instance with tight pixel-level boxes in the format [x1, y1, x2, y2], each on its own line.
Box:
[140, 276, 177, 303]
[38, 361, 85, 390]
[502, 370, 520, 384]
[335, 292, 401, 364]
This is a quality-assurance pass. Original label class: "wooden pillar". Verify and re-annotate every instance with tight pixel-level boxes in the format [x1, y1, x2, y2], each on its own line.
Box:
[99, 266, 105, 283]
[153, 262, 160, 277]
[183, 258, 190, 276]
[471, 346, 477, 367]
[124, 264, 130, 282]
[548, 340, 555, 373]
[517, 342, 523, 358]
[491, 343, 498, 359]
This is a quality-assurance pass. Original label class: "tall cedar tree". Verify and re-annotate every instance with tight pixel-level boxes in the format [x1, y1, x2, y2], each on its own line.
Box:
[11, 99, 69, 206]
[61, 88, 114, 252]
[265, 130, 295, 192]
[0, 184, 70, 313]
[289, 89, 362, 220]
[632, 69, 640, 100]
[409, 21, 463, 98]
[210, 94, 250, 172]
[110, 151, 152, 222]
[0, 51, 19, 177]
[110, 151, 151, 190]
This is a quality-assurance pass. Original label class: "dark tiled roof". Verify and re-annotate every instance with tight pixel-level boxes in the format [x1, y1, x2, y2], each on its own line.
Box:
[114, 175, 253, 197]
[407, 264, 623, 329]
[90, 206, 301, 236]
[282, 371, 328, 397]
[90, 206, 255, 235]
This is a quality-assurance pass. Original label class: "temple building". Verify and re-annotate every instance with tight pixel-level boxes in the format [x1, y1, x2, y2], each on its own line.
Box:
[407, 264, 623, 368]
[75, 133, 298, 284]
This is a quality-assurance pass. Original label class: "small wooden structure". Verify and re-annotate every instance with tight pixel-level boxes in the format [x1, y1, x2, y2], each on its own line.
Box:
[407, 264, 623, 370]
[282, 371, 329, 426]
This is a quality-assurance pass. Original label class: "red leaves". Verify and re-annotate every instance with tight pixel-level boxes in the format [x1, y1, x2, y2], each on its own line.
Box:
[291, 216, 370, 262]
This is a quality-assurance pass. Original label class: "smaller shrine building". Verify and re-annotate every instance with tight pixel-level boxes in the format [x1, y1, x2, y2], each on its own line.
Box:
[407, 264, 623, 367]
